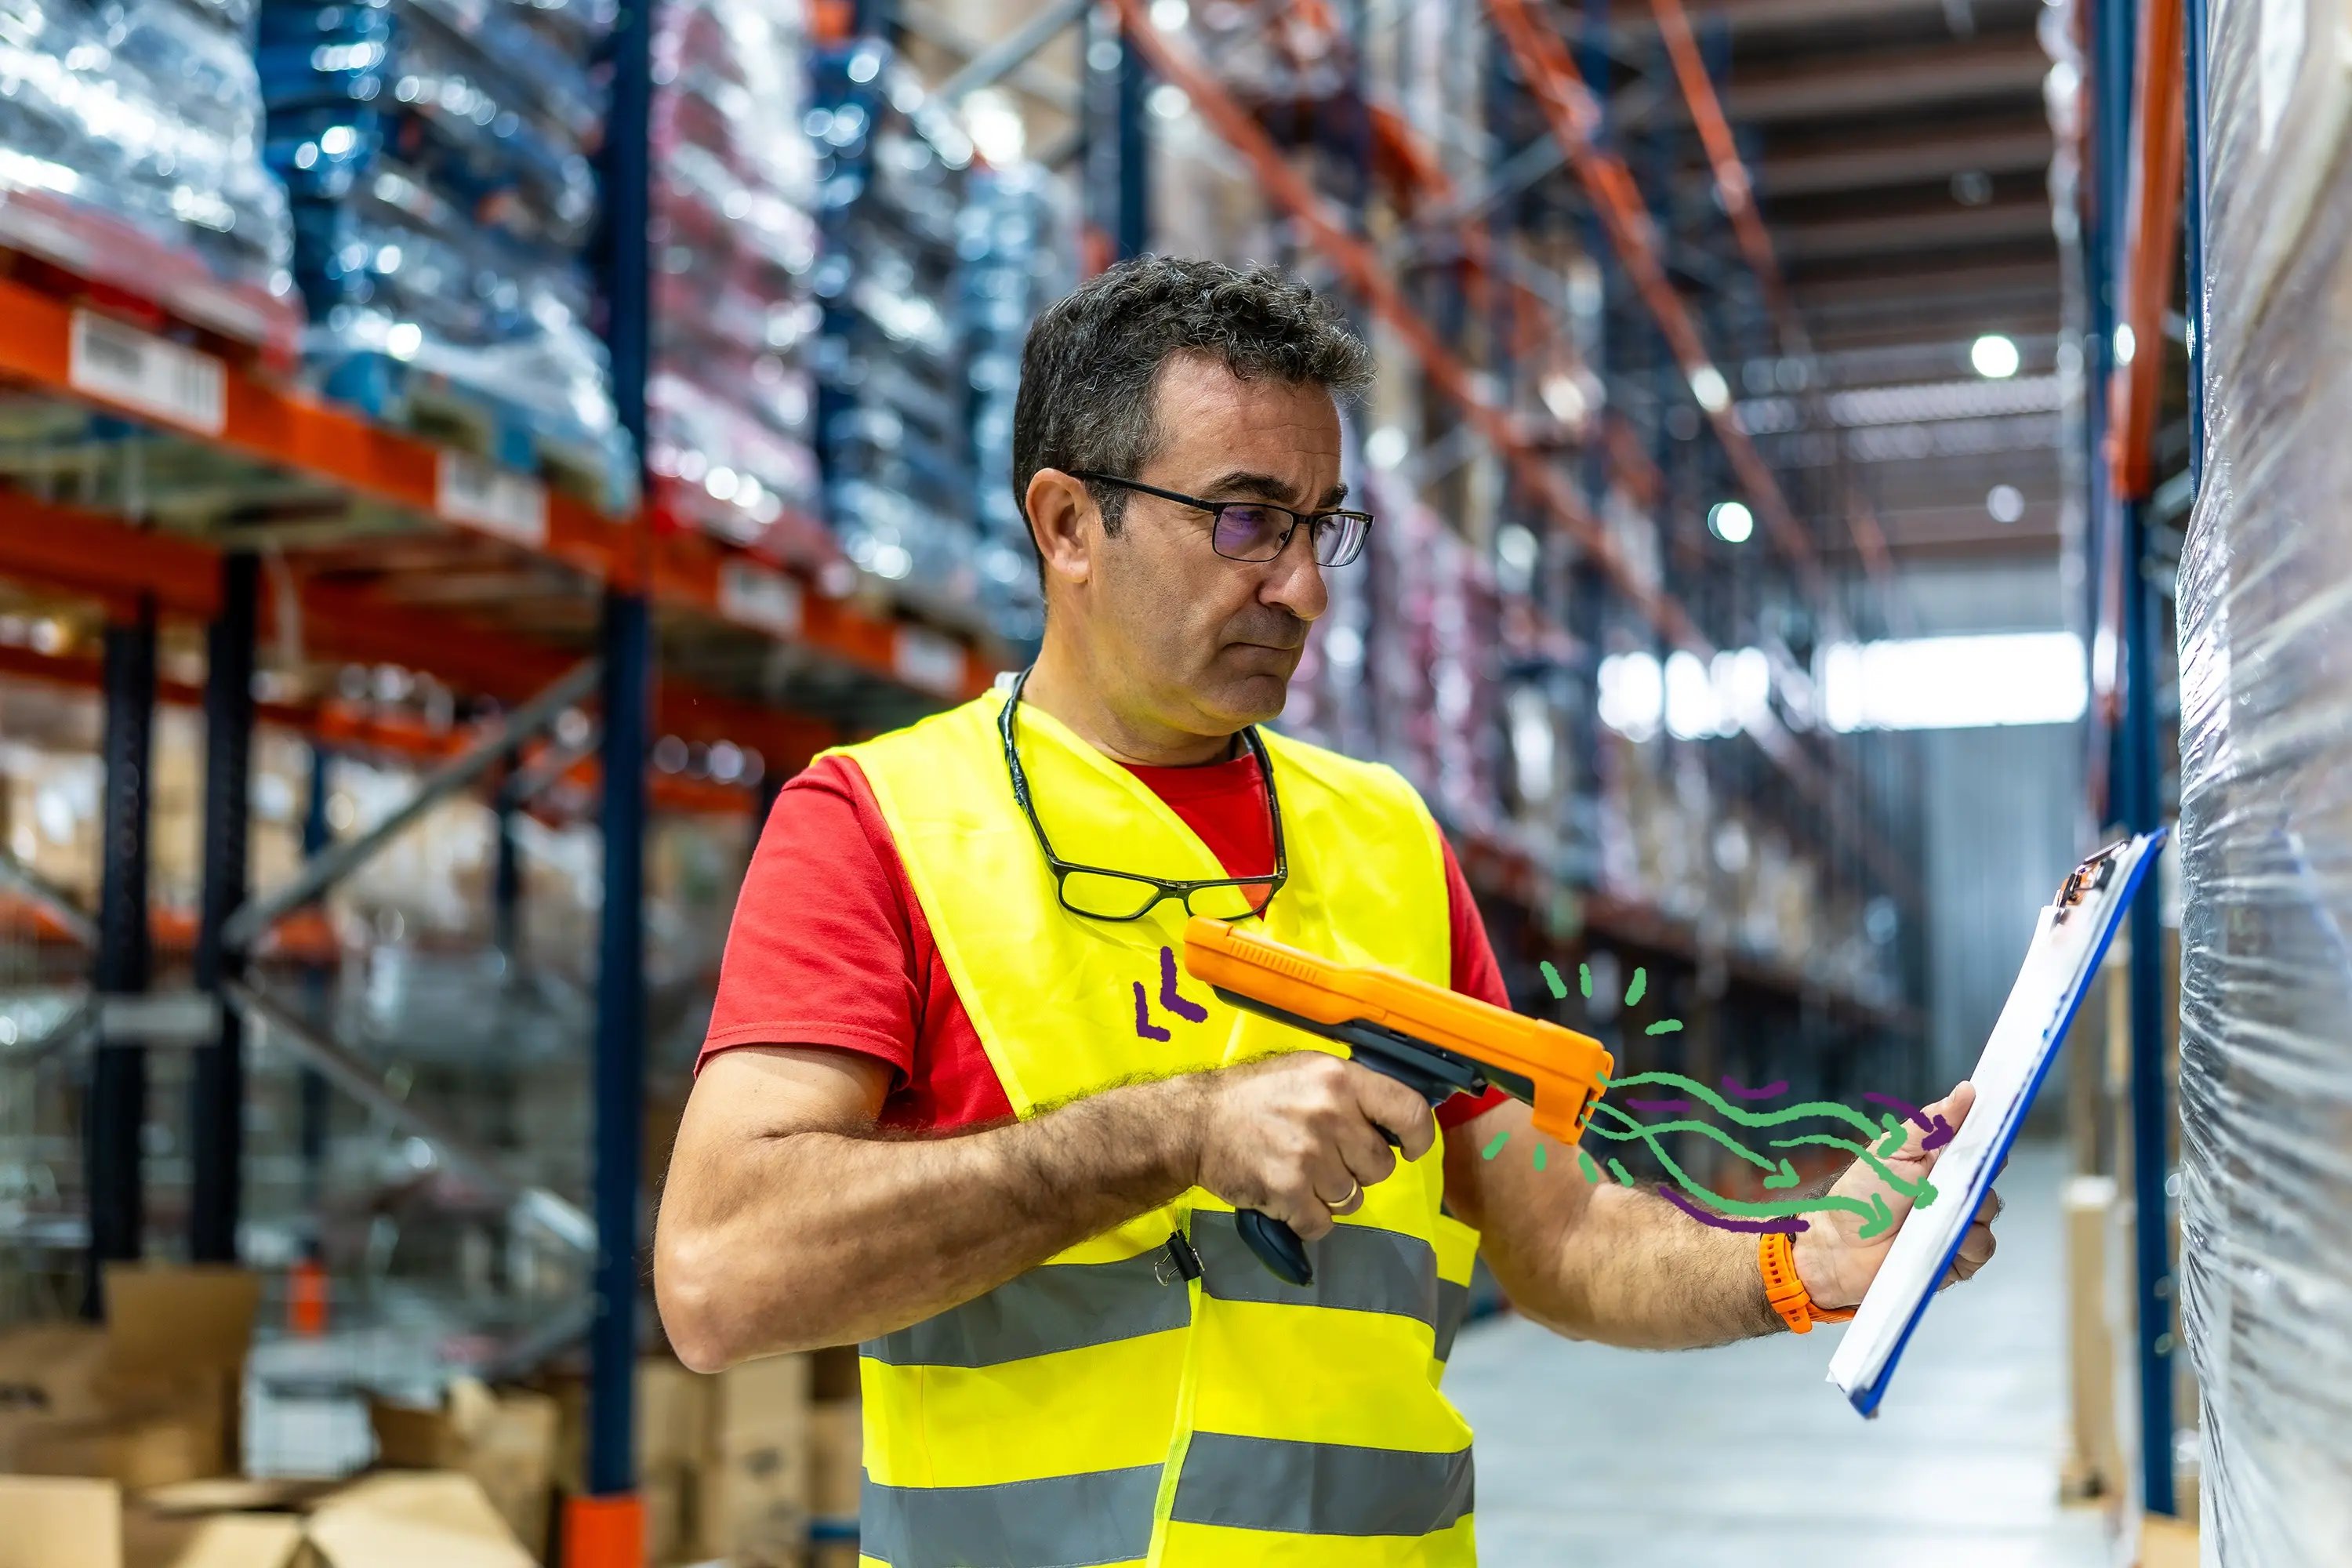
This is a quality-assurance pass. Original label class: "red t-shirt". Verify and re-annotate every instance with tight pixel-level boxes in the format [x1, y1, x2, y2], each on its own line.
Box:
[699, 750, 1511, 1134]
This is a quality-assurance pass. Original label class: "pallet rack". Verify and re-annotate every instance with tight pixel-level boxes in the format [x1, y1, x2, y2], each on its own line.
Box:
[0, 0, 2112, 1552]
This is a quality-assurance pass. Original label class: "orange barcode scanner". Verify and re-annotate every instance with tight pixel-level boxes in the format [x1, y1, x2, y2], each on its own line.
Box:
[1184, 915, 1614, 1285]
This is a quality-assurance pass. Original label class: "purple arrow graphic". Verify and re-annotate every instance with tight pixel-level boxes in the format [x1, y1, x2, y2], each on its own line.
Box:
[1656, 1186, 1810, 1235]
[1160, 946, 1208, 1023]
[1720, 1076, 1789, 1101]
[1625, 1098, 1696, 1115]
[1864, 1091, 1955, 1151]
[1132, 982, 1171, 1043]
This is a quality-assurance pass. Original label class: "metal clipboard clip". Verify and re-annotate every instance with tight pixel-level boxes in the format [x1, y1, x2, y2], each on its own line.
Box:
[2054, 840, 2124, 922]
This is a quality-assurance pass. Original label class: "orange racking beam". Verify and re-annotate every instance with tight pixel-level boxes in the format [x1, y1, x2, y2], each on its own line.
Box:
[0, 495, 835, 771]
[0, 272, 991, 702]
[2107, 0, 2184, 502]
[1646, 0, 1905, 611]
[1486, 0, 1833, 613]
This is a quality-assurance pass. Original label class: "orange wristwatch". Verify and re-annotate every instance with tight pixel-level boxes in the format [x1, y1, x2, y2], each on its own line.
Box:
[1760, 1230, 1856, 1334]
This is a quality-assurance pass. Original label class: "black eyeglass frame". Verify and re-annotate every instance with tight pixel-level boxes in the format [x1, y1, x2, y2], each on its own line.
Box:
[998, 667, 1289, 923]
[1069, 470, 1374, 568]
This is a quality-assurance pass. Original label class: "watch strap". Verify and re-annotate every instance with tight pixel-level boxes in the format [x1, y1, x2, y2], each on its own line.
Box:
[1759, 1230, 1856, 1332]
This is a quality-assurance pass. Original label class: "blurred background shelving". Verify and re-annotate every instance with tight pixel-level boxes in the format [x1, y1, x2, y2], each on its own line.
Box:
[0, 0, 2216, 1559]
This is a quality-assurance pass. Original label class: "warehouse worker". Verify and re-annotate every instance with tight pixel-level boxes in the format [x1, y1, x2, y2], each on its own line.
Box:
[656, 256, 1998, 1566]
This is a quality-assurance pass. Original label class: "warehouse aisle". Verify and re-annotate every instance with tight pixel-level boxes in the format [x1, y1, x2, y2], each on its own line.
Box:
[1450, 1141, 2104, 1568]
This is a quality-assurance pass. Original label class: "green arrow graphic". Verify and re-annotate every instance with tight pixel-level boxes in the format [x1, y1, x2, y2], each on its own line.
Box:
[1857, 1192, 1897, 1240]
[1590, 1101, 1777, 1173]
[1607, 1071, 1886, 1138]
[1769, 1133, 1940, 1207]
[1610, 1120, 1888, 1225]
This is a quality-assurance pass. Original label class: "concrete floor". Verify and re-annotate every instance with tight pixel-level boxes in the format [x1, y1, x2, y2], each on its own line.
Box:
[1448, 1140, 2110, 1568]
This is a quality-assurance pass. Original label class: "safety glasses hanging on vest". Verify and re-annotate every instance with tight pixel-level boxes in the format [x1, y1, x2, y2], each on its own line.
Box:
[999, 666, 1289, 921]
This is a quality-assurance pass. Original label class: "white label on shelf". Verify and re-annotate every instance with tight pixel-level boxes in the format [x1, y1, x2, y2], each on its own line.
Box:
[2258, 0, 2303, 151]
[893, 625, 966, 696]
[436, 450, 548, 546]
[718, 560, 804, 638]
[67, 309, 225, 435]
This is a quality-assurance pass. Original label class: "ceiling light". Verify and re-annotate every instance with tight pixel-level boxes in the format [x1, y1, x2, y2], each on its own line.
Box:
[2114, 324, 2136, 365]
[1987, 484, 2025, 524]
[1688, 364, 1730, 413]
[1708, 500, 1754, 543]
[1363, 426, 1409, 469]
[1970, 333, 2020, 379]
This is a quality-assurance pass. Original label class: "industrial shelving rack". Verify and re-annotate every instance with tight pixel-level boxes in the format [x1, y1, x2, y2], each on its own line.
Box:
[0, 0, 2195, 1551]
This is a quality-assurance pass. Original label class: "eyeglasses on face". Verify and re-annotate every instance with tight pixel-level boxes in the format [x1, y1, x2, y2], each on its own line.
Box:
[1071, 471, 1373, 568]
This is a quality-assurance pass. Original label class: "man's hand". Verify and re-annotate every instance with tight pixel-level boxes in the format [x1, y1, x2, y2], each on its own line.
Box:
[1791, 1081, 2001, 1311]
[1194, 1053, 1437, 1243]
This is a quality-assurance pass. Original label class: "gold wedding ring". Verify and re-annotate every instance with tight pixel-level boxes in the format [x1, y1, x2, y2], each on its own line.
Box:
[1323, 1178, 1360, 1211]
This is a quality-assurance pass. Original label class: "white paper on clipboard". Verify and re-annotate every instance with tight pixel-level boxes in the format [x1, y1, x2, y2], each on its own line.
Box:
[1828, 829, 2166, 1416]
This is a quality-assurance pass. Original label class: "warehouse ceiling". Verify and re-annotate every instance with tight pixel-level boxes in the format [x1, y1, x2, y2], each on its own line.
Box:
[1611, 0, 2067, 563]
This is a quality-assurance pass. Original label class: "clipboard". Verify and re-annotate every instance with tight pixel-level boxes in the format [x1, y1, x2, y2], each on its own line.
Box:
[1828, 829, 2167, 1416]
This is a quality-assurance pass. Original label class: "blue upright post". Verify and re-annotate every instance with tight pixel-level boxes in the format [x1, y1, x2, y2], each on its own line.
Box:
[2093, 0, 2176, 1512]
[1115, 13, 1150, 259]
[584, 0, 652, 1528]
[298, 746, 333, 1211]
[2122, 492, 2175, 1515]
[85, 598, 158, 1317]
[587, 589, 651, 1507]
[191, 554, 259, 1263]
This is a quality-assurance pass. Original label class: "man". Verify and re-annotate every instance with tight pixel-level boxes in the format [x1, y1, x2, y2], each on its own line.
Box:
[656, 256, 1996, 1566]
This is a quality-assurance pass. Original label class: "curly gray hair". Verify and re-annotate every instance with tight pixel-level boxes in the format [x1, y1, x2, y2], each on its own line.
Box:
[1011, 256, 1374, 557]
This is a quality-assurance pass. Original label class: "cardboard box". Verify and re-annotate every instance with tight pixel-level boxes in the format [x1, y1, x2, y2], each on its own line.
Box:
[639, 1462, 691, 1568]
[707, 1353, 810, 1452]
[2140, 1513, 2198, 1568]
[303, 1472, 534, 1568]
[693, 1440, 807, 1568]
[0, 1475, 123, 1568]
[546, 1357, 711, 1494]
[368, 1379, 557, 1561]
[122, 1507, 311, 1568]
[2063, 1175, 2122, 1502]
[0, 1267, 257, 1483]
[807, 1401, 861, 1523]
[14, 1403, 220, 1492]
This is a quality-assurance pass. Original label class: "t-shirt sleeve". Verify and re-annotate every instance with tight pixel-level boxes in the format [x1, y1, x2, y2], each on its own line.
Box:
[696, 753, 920, 1082]
[1436, 835, 1514, 1130]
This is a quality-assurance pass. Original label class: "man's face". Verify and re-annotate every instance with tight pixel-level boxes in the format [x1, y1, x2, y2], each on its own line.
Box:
[1088, 354, 1345, 735]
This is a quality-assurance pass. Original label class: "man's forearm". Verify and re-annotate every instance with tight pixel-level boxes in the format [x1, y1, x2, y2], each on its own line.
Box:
[658, 1076, 1201, 1368]
[1530, 1184, 1781, 1349]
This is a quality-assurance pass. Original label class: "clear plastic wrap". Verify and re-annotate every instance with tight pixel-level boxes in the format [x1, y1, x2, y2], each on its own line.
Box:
[811, 40, 985, 626]
[645, 0, 829, 556]
[0, 0, 298, 350]
[258, 0, 624, 470]
[2174, 0, 2352, 1554]
[960, 161, 1073, 651]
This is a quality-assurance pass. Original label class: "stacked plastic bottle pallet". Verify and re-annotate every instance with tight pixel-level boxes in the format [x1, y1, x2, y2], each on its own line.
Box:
[254, 0, 630, 501]
[645, 0, 829, 562]
[958, 162, 1073, 652]
[808, 39, 982, 628]
[0, 0, 297, 351]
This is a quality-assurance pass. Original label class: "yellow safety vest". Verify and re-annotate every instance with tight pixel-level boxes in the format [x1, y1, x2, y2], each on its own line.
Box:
[837, 689, 1483, 1568]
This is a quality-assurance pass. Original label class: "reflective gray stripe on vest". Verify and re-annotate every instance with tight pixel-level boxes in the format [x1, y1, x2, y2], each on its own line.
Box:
[1432, 1279, 1472, 1363]
[861, 1464, 1161, 1568]
[1170, 1432, 1475, 1537]
[865, 1250, 1190, 1368]
[1191, 1210, 1440, 1330]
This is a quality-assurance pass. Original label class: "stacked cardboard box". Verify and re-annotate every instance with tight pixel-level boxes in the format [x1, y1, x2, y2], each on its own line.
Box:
[0, 1267, 260, 1494]
[552, 1349, 836, 1566]
[368, 1380, 561, 1559]
[1, 1467, 535, 1568]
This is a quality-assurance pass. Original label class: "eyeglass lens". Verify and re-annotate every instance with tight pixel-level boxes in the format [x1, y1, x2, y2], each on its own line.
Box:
[1210, 503, 1368, 567]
